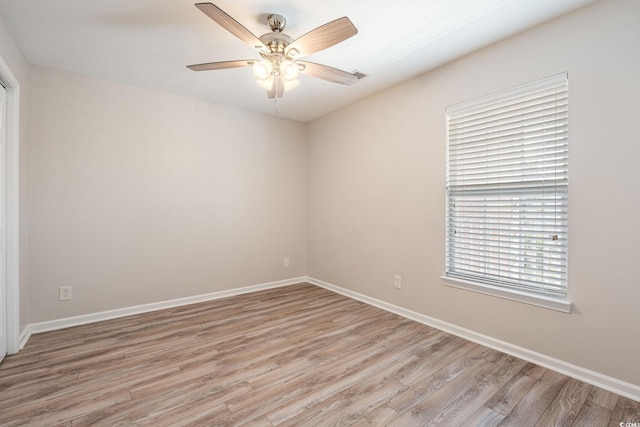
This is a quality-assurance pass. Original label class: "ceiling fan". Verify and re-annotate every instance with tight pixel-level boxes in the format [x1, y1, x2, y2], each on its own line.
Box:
[187, 3, 362, 100]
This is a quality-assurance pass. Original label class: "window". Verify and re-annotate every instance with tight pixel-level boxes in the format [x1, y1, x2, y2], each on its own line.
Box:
[443, 73, 570, 312]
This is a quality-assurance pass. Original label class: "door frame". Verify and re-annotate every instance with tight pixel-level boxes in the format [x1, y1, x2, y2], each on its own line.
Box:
[0, 54, 21, 355]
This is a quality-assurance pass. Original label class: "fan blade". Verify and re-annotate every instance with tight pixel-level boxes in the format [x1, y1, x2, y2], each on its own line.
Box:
[267, 77, 285, 99]
[297, 61, 358, 85]
[285, 17, 357, 58]
[187, 60, 255, 71]
[195, 3, 269, 53]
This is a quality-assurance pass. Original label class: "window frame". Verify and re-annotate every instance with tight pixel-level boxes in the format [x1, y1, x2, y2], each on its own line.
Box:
[442, 74, 571, 313]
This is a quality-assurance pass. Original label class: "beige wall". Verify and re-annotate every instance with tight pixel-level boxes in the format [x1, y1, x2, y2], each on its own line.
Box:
[28, 67, 307, 322]
[308, 0, 640, 386]
[0, 12, 30, 335]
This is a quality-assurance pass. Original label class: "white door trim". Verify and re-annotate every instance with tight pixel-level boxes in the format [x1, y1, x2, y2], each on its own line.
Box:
[0, 55, 21, 355]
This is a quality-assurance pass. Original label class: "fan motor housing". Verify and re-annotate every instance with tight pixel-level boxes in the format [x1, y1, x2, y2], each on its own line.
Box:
[259, 32, 293, 54]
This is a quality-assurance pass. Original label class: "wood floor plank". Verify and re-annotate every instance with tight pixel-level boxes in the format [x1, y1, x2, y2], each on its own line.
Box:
[484, 362, 540, 416]
[388, 354, 526, 426]
[225, 341, 392, 423]
[275, 377, 407, 426]
[387, 343, 492, 414]
[498, 369, 569, 426]
[533, 378, 592, 427]
[354, 405, 402, 426]
[573, 400, 615, 427]
[459, 406, 504, 427]
[0, 394, 22, 412]
[587, 386, 620, 412]
[0, 283, 638, 426]
[609, 397, 640, 427]
[570, 384, 619, 426]
[269, 335, 430, 425]
[2, 371, 79, 401]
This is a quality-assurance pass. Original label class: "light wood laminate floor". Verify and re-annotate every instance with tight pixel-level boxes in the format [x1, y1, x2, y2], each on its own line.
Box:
[1, 283, 638, 426]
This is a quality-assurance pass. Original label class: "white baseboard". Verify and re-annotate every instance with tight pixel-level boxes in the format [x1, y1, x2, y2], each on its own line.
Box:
[27, 277, 307, 336]
[18, 325, 31, 351]
[305, 276, 640, 403]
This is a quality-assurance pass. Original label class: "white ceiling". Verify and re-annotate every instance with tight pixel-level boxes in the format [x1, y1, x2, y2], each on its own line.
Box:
[0, 0, 595, 122]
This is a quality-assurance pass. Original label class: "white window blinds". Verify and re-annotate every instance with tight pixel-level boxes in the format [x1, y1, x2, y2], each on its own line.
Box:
[445, 73, 568, 299]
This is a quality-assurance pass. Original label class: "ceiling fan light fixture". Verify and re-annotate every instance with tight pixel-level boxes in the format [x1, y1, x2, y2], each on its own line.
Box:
[253, 59, 273, 80]
[283, 78, 299, 91]
[280, 60, 299, 81]
[256, 75, 275, 90]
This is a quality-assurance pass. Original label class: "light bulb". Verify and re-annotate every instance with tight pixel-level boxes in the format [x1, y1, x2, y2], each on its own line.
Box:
[256, 75, 274, 90]
[283, 78, 299, 91]
[253, 60, 273, 80]
[280, 60, 299, 81]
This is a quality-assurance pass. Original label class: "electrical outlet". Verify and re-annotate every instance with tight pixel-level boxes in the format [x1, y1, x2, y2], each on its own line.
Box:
[283, 257, 290, 268]
[59, 286, 72, 301]
[394, 275, 402, 289]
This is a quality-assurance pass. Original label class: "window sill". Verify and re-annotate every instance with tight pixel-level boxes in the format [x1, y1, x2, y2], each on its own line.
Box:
[441, 275, 572, 314]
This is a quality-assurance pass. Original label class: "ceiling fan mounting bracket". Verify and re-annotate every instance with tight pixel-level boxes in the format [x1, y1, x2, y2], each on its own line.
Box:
[267, 14, 286, 33]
